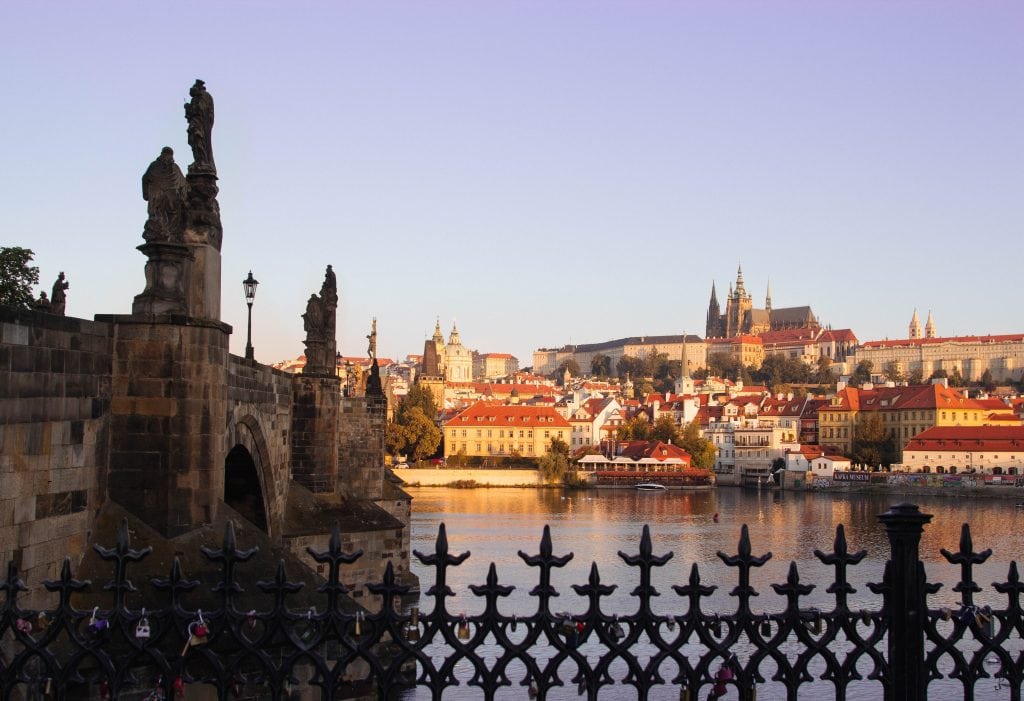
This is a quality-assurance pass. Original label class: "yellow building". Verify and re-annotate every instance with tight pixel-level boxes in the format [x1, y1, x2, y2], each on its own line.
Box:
[443, 401, 571, 459]
[817, 382, 1011, 462]
[706, 335, 765, 369]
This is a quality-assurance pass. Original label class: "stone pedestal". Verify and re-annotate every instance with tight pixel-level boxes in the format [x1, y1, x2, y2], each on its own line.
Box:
[132, 242, 194, 316]
[104, 315, 231, 538]
[290, 374, 341, 493]
[183, 171, 223, 321]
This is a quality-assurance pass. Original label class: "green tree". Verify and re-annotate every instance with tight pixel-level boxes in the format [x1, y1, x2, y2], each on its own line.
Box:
[850, 360, 873, 387]
[538, 437, 571, 484]
[907, 367, 924, 385]
[929, 368, 948, 380]
[707, 353, 742, 381]
[0, 247, 40, 310]
[814, 356, 835, 385]
[679, 420, 717, 470]
[948, 366, 965, 387]
[590, 353, 612, 378]
[651, 414, 681, 444]
[391, 383, 441, 461]
[851, 413, 897, 468]
[617, 414, 652, 441]
[401, 407, 442, 462]
[550, 358, 581, 383]
[616, 355, 645, 380]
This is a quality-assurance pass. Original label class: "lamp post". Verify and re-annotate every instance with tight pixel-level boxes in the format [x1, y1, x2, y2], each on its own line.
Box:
[243, 271, 259, 360]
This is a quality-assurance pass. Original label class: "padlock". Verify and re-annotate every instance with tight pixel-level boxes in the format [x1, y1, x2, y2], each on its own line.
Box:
[137, 608, 151, 640]
[578, 679, 586, 696]
[760, 618, 771, 636]
[173, 676, 185, 698]
[43, 678, 53, 696]
[188, 611, 209, 647]
[678, 685, 691, 701]
[247, 609, 257, 629]
[16, 618, 33, 634]
[666, 616, 676, 632]
[975, 609, 993, 636]
[405, 621, 421, 642]
[353, 611, 363, 637]
[457, 613, 470, 640]
[959, 606, 974, 625]
[710, 616, 722, 638]
[939, 607, 951, 621]
[89, 607, 109, 635]
[528, 680, 539, 699]
[99, 679, 110, 700]
[808, 612, 822, 635]
[860, 609, 872, 625]
[610, 616, 625, 641]
[510, 613, 517, 632]
[36, 611, 49, 632]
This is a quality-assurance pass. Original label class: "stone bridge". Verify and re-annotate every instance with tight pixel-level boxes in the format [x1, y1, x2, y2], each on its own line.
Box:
[0, 81, 413, 610]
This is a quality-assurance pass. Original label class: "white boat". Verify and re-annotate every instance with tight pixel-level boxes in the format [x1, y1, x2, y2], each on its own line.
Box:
[636, 483, 666, 491]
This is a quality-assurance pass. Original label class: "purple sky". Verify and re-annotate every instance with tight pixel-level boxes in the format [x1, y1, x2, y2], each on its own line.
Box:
[3, 1, 1022, 367]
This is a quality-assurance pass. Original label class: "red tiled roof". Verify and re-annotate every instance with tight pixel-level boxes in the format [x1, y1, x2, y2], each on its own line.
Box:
[861, 334, 1024, 349]
[446, 401, 571, 428]
[905, 425, 1024, 452]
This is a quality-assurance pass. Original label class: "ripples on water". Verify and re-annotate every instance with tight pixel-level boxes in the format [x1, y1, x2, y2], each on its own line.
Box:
[402, 487, 1024, 700]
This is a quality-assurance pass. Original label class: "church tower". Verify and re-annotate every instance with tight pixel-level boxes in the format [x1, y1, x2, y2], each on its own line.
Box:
[422, 318, 447, 377]
[445, 321, 473, 381]
[765, 280, 772, 314]
[726, 265, 752, 337]
[925, 310, 936, 339]
[705, 283, 721, 338]
[909, 309, 922, 339]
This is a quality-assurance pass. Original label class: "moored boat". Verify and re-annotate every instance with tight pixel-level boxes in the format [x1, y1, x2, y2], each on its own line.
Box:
[636, 483, 667, 491]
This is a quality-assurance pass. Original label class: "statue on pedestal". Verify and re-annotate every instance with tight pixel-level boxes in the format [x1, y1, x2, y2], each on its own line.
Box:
[142, 147, 187, 242]
[367, 318, 377, 360]
[302, 265, 339, 375]
[50, 272, 68, 316]
[185, 79, 215, 174]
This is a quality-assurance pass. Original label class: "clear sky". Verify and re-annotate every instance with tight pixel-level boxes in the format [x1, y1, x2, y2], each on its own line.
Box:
[4, 1, 1021, 367]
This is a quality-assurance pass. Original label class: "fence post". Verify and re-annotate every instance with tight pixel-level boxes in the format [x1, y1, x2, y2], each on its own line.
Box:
[878, 502, 932, 701]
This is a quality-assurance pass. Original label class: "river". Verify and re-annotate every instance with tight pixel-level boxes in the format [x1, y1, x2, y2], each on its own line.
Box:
[404, 486, 1024, 700]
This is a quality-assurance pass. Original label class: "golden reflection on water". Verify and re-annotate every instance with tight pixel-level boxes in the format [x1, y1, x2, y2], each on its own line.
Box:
[410, 487, 1024, 614]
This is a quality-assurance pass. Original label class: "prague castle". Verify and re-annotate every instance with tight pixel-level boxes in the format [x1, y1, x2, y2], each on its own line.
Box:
[705, 266, 818, 339]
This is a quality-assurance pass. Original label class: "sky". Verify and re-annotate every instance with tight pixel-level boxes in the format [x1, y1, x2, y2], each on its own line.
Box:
[3, 1, 1022, 368]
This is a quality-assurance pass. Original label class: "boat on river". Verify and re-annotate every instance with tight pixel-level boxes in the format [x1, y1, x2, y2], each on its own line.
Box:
[636, 483, 667, 491]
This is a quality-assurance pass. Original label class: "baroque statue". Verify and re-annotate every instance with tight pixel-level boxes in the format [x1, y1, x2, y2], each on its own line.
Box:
[367, 318, 377, 360]
[302, 265, 339, 374]
[50, 271, 68, 316]
[142, 147, 187, 242]
[184, 79, 215, 174]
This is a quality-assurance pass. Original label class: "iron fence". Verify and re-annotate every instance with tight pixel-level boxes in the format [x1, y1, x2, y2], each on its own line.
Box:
[1, 503, 1022, 700]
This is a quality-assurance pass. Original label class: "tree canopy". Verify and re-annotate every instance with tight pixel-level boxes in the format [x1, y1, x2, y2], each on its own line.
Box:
[538, 436, 571, 484]
[651, 414, 681, 444]
[0, 247, 39, 310]
[679, 420, 717, 470]
[387, 383, 442, 462]
[850, 413, 897, 468]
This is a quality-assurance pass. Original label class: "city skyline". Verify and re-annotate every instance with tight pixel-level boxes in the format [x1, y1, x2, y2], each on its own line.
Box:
[4, 1, 1021, 366]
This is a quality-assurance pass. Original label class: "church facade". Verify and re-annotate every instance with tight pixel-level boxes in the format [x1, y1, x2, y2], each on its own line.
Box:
[705, 266, 819, 339]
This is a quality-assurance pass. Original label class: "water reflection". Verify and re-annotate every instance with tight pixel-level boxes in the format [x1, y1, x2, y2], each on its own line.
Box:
[405, 487, 1024, 699]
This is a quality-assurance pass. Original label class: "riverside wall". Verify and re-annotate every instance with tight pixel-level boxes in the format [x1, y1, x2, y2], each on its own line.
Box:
[392, 468, 544, 487]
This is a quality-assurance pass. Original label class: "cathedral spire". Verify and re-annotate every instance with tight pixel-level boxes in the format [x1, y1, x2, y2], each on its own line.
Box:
[909, 309, 922, 339]
[432, 316, 443, 341]
[735, 264, 746, 296]
[765, 279, 772, 313]
[925, 310, 936, 339]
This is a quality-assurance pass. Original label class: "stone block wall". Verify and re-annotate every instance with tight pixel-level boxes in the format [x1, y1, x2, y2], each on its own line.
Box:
[338, 395, 387, 500]
[290, 375, 340, 493]
[0, 308, 113, 604]
[227, 356, 293, 538]
[285, 525, 409, 612]
[103, 315, 230, 538]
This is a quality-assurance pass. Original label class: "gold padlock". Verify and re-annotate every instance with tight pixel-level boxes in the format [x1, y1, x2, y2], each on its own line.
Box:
[457, 613, 470, 640]
[678, 686, 690, 701]
[354, 611, 363, 637]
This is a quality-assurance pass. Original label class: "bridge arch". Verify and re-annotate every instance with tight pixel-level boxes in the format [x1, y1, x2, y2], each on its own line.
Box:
[225, 416, 280, 538]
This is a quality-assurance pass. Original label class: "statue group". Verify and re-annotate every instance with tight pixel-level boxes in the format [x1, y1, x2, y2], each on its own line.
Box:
[302, 266, 339, 375]
[141, 79, 218, 244]
[35, 272, 69, 315]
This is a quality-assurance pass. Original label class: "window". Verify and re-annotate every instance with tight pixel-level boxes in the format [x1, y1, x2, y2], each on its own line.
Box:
[544, 430, 550, 438]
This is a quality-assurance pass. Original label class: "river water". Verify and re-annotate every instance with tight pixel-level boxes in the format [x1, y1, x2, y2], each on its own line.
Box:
[404, 486, 1024, 700]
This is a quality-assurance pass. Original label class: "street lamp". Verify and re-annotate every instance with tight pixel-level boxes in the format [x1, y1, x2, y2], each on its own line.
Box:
[243, 271, 259, 360]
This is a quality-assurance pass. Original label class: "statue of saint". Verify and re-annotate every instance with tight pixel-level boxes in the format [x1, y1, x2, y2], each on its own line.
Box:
[303, 293, 324, 340]
[184, 79, 215, 173]
[50, 271, 68, 316]
[367, 318, 377, 359]
[34, 291, 50, 312]
[142, 147, 187, 241]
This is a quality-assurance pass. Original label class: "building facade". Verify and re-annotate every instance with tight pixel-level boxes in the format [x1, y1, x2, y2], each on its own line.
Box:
[846, 333, 1024, 383]
[443, 402, 571, 459]
[705, 266, 818, 339]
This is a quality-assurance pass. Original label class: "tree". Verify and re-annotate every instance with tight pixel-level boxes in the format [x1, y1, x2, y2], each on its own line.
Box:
[538, 437, 571, 484]
[390, 383, 441, 461]
[850, 360, 873, 387]
[678, 420, 717, 470]
[550, 358, 580, 383]
[617, 414, 652, 441]
[707, 353, 742, 381]
[907, 367, 924, 385]
[929, 368, 948, 380]
[590, 353, 612, 378]
[616, 355, 646, 380]
[0, 247, 40, 310]
[814, 356, 835, 385]
[851, 413, 897, 468]
[400, 407, 442, 462]
[948, 367, 964, 388]
[651, 414, 681, 444]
